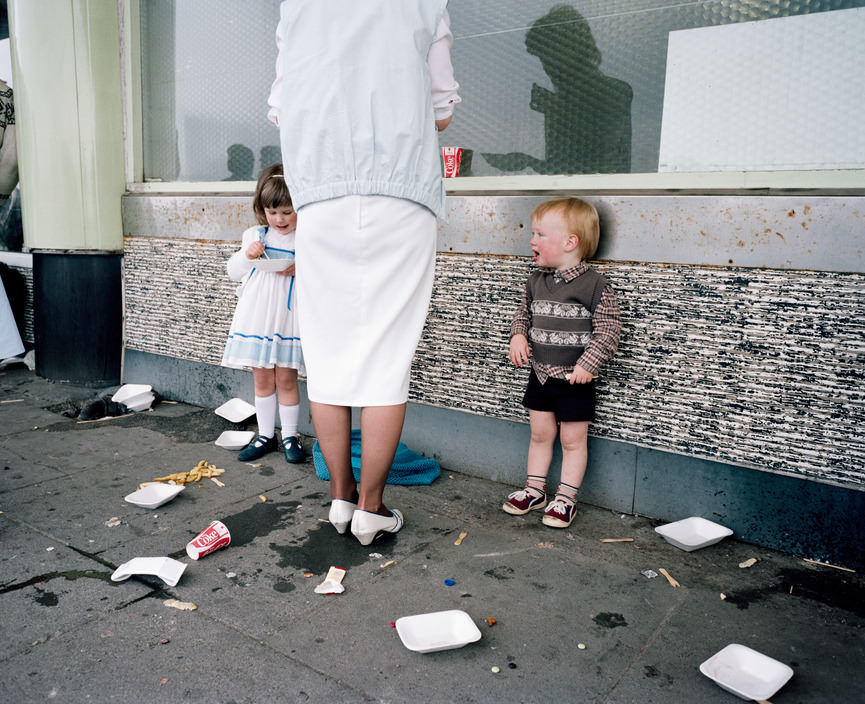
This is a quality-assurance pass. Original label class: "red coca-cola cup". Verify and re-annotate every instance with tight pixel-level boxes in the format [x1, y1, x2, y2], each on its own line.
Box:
[442, 146, 463, 178]
[186, 520, 231, 560]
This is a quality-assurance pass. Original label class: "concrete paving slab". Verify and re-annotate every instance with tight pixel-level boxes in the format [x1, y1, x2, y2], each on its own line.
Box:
[0, 402, 68, 435]
[164, 485, 460, 642]
[1, 368, 862, 703]
[263, 522, 682, 702]
[3, 444, 313, 555]
[4, 468, 174, 555]
[0, 450, 65, 492]
[0, 598, 361, 703]
[99, 495, 340, 639]
[0, 369, 96, 405]
[0, 516, 151, 661]
[3, 424, 176, 475]
[606, 573, 865, 703]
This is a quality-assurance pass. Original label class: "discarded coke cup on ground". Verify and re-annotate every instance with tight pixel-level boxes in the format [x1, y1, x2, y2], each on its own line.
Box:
[186, 520, 231, 560]
[442, 146, 463, 178]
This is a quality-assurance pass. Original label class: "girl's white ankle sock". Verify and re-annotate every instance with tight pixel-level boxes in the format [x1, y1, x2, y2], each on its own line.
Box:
[254, 393, 277, 438]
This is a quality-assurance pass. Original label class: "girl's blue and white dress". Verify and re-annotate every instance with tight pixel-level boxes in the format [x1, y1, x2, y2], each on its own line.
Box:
[221, 225, 304, 372]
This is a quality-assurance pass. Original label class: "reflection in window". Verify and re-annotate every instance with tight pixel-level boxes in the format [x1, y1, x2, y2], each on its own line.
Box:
[447, 0, 865, 176]
[139, 0, 865, 182]
[482, 6, 633, 174]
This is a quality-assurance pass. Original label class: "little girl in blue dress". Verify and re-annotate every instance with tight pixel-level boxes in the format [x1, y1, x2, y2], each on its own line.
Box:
[222, 163, 305, 463]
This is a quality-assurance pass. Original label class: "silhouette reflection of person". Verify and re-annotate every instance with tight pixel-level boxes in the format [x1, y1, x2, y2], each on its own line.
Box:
[223, 143, 254, 181]
[483, 5, 632, 175]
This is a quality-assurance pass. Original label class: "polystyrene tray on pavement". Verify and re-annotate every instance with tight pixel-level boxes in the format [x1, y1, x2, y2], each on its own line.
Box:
[125, 392, 155, 412]
[124, 483, 185, 509]
[700, 643, 794, 701]
[214, 398, 256, 423]
[215, 430, 256, 450]
[654, 516, 733, 551]
[395, 610, 481, 653]
[112, 384, 152, 404]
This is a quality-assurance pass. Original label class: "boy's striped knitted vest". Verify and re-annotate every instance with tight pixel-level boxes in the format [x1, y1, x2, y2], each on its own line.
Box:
[527, 268, 608, 367]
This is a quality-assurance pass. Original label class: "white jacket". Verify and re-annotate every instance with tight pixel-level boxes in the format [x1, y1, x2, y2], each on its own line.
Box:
[267, 0, 460, 218]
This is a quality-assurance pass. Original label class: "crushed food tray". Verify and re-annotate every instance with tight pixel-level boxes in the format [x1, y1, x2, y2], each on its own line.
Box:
[111, 557, 187, 587]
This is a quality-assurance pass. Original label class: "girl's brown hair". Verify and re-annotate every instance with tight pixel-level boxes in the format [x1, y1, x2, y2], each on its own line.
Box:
[532, 196, 600, 259]
[253, 163, 293, 226]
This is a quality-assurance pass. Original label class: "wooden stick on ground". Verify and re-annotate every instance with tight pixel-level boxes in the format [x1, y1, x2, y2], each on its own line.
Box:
[803, 558, 855, 573]
[658, 568, 681, 587]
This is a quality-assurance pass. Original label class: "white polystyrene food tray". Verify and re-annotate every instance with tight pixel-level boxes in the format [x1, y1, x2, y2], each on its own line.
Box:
[112, 384, 152, 404]
[124, 483, 185, 509]
[251, 258, 292, 272]
[124, 391, 155, 412]
[700, 643, 794, 701]
[215, 430, 255, 450]
[654, 516, 733, 551]
[111, 557, 187, 587]
[214, 398, 256, 423]
[395, 609, 481, 653]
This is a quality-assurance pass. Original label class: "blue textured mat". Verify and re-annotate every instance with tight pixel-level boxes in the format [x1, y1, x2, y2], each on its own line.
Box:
[312, 429, 440, 485]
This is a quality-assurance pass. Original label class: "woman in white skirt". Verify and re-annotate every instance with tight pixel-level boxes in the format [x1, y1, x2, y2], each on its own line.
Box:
[268, 0, 460, 545]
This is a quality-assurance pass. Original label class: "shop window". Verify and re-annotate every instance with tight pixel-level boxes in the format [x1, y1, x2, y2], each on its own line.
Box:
[139, 0, 865, 183]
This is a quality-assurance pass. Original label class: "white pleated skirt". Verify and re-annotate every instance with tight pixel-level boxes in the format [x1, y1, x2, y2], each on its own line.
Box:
[295, 195, 437, 406]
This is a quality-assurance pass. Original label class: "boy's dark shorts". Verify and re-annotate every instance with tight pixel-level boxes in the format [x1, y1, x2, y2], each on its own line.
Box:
[523, 370, 595, 422]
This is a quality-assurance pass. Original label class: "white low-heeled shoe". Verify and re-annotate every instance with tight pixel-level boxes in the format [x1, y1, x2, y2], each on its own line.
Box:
[350, 508, 404, 546]
[328, 499, 357, 534]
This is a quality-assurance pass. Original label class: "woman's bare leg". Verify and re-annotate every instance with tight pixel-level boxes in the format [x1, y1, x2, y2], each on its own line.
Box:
[358, 403, 406, 515]
[309, 401, 357, 502]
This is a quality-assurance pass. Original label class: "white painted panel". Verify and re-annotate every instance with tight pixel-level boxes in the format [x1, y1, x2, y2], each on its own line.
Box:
[659, 9, 865, 172]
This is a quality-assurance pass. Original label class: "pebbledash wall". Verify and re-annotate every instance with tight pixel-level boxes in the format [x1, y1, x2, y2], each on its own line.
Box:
[121, 193, 865, 569]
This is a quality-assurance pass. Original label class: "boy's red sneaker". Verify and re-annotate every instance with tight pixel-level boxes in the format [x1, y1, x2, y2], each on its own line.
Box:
[502, 486, 547, 515]
[542, 495, 577, 528]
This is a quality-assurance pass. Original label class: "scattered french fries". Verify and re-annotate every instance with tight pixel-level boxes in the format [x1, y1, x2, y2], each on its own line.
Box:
[154, 460, 225, 485]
